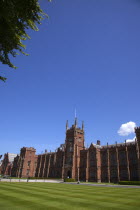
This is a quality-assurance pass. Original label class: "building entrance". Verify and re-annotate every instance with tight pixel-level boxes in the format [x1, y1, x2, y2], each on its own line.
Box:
[67, 170, 71, 178]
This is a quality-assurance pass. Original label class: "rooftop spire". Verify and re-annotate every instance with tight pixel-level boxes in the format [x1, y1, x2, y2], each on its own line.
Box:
[75, 107, 77, 119]
[66, 120, 68, 131]
[74, 107, 77, 128]
[75, 117, 77, 128]
[82, 121, 84, 131]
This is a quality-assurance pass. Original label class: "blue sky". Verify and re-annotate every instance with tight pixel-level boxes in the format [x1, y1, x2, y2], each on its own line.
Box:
[0, 0, 140, 155]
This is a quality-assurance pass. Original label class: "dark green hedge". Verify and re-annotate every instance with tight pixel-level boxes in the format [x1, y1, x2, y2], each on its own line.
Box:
[64, 178, 76, 182]
[119, 181, 140, 185]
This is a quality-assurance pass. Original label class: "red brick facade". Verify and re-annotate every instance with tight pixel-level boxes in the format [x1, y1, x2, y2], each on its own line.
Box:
[16, 147, 37, 178]
[2, 120, 140, 182]
[1, 153, 17, 176]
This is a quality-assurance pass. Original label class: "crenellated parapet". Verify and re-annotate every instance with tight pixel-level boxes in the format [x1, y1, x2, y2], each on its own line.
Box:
[135, 127, 140, 142]
[135, 127, 140, 132]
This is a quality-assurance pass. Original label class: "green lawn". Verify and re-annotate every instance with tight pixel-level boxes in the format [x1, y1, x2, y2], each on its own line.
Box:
[0, 183, 140, 210]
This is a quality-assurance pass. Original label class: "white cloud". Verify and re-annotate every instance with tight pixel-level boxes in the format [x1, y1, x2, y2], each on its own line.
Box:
[118, 121, 136, 136]
[125, 137, 136, 143]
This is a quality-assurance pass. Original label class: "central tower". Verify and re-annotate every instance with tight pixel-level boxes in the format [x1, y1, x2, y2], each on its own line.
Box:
[64, 118, 85, 180]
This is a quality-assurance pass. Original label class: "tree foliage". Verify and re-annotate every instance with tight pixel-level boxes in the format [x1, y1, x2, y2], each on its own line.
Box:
[0, 0, 51, 82]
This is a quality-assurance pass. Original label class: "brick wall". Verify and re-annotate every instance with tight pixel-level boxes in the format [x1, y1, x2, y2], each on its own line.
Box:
[4, 121, 140, 182]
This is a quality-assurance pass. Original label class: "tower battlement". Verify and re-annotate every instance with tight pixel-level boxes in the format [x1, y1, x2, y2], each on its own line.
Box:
[135, 127, 140, 144]
[66, 119, 84, 132]
[135, 127, 140, 137]
[135, 127, 140, 132]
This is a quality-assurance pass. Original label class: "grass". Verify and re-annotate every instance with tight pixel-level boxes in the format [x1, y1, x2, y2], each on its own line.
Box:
[0, 183, 140, 210]
[80, 182, 118, 185]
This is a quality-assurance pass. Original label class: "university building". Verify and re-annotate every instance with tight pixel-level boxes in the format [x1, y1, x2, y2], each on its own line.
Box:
[1, 119, 140, 182]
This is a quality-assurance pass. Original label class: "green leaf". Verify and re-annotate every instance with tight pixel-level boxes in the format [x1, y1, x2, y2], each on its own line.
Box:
[0, 76, 7, 82]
